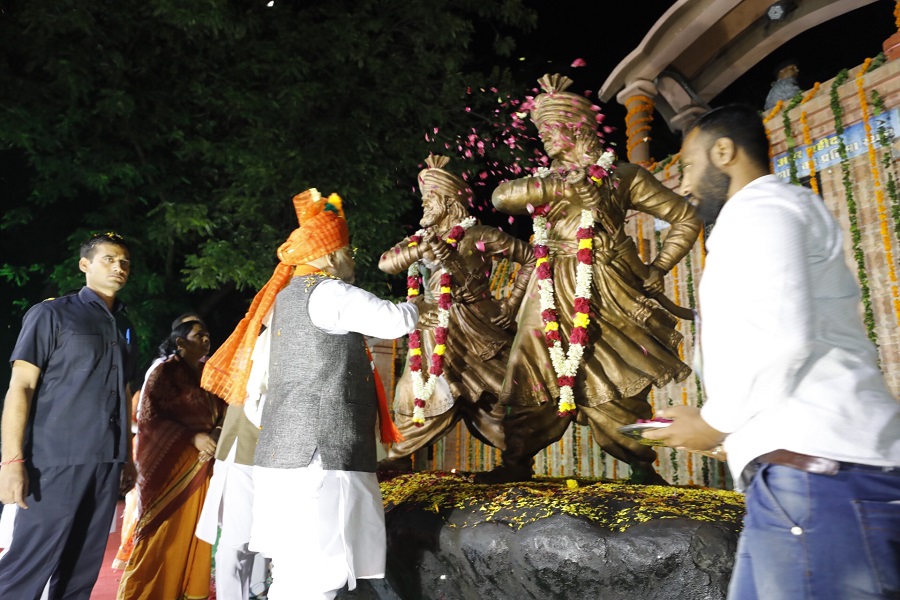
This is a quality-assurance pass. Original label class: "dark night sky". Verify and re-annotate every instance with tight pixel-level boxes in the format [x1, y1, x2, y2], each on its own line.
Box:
[521, 1, 894, 159]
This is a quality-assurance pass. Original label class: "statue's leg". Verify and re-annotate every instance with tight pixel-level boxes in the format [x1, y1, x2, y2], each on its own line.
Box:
[377, 405, 463, 472]
[577, 387, 668, 485]
[457, 394, 507, 451]
[473, 402, 572, 484]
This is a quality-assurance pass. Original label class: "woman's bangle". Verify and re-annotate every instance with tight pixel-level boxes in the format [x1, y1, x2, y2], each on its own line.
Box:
[0, 458, 26, 466]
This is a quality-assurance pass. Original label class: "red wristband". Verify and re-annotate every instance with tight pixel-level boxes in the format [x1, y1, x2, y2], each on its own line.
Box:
[0, 459, 25, 466]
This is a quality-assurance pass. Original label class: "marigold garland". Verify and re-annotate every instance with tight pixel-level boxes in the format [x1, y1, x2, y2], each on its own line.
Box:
[405, 218, 476, 425]
[799, 111, 819, 195]
[856, 58, 900, 328]
[872, 90, 900, 255]
[624, 95, 654, 161]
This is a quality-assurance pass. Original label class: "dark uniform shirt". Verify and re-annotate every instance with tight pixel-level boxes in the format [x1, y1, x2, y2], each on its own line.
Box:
[8, 286, 138, 467]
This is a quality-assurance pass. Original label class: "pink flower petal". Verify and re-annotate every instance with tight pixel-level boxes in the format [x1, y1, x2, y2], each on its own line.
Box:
[571, 58, 587, 67]
[475, 240, 486, 252]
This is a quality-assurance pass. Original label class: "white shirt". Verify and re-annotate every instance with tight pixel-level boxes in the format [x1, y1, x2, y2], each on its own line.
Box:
[698, 175, 900, 485]
[308, 278, 418, 337]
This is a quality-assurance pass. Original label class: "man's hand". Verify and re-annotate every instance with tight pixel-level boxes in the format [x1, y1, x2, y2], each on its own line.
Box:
[193, 432, 217, 463]
[642, 405, 725, 451]
[120, 461, 137, 495]
[644, 264, 667, 296]
[0, 463, 29, 509]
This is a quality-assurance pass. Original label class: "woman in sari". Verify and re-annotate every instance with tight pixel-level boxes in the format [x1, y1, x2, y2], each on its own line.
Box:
[118, 320, 225, 600]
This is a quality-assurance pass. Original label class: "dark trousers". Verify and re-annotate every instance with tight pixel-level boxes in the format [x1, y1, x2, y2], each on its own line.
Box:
[0, 462, 122, 600]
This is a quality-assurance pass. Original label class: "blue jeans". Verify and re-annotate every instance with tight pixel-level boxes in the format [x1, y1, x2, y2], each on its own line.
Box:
[729, 462, 900, 599]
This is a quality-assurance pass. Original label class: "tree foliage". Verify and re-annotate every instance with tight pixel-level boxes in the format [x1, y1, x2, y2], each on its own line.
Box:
[0, 0, 536, 365]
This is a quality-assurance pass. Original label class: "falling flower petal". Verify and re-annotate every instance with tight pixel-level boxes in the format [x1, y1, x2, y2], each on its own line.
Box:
[475, 240, 486, 252]
[571, 58, 587, 67]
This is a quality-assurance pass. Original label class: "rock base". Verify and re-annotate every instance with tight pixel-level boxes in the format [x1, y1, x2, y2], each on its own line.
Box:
[338, 472, 744, 600]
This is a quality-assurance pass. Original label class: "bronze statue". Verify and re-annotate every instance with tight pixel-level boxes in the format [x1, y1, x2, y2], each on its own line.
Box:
[377, 155, 535, 471]
[478, 74, 702, 484]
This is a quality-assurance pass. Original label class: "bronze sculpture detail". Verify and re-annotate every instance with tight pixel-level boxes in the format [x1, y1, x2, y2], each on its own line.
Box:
[478, 74, 702, 484]
[377, 155, 535, 471]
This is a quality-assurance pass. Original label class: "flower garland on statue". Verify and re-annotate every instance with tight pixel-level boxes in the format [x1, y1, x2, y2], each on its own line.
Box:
[405, 216, 476, 426]
[529, 149, 615, 416]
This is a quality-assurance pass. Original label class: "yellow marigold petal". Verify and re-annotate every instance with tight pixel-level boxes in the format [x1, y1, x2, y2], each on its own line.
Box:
[578, 239, 592, 250]
[440, 286, 451, 294]
[410, 348, 422, 356]
[545, 322, 559, 332]
[536, 257, 549, 267]
[573, 313, 590, 328]
[434, 344, 446, 355]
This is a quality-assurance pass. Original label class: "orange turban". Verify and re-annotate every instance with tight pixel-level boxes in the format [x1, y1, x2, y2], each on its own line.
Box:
[201, 189, 348, 406]
[278, 190, 350, 265]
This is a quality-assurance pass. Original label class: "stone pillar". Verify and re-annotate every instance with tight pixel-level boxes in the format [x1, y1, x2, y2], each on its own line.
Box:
[616, 79, 657, 165]
[670, 105, 709, 134]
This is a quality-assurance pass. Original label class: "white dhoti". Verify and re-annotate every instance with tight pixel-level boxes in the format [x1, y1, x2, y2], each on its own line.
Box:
[250, 452, 386, 600]
[196, 445, 269, 600]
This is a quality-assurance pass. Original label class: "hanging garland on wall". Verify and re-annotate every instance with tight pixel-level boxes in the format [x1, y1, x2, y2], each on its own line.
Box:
[781, 92, 805, 183]
[798, 83, 822, 194]
[871, 90, 900, 250]
[830, 67, 879, 345]
[856, 58, 900, 328]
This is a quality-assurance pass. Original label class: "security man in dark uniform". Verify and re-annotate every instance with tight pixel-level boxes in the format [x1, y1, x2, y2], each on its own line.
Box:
[0, 232, 139, 599]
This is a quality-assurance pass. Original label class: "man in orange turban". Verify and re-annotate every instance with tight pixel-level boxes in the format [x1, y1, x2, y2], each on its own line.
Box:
[205, 189, 419, 600]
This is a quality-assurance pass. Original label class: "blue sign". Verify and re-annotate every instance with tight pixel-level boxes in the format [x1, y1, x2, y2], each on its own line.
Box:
[771, 108, 900, 180]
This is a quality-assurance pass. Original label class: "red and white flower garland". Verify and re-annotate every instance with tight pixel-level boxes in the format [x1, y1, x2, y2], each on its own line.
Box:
[532, 206, 593, 416]
[529, 150, 613, 417]
[406, 217, 475, 425]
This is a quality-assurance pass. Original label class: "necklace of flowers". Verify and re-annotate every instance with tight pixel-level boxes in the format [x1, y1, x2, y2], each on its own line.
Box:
[405, 216, 476, 426]
[529, 151, 613, 417]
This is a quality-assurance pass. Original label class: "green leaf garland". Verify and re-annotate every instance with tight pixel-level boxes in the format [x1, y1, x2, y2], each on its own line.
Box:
[830, 69, 878, 346]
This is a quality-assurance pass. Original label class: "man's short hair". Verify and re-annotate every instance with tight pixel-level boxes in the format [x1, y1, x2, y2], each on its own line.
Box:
[686, 105, 770, 170]
[80, 232, 129, 260]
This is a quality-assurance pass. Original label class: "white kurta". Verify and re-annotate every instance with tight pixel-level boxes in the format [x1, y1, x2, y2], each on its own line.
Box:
[249, 278, 417, 599]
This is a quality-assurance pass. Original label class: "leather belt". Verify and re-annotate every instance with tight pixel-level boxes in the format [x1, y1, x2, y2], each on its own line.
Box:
[756, 449, 840, 476]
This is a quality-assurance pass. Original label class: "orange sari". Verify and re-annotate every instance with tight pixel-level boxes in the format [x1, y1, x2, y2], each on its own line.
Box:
[117, 356, 224, 600]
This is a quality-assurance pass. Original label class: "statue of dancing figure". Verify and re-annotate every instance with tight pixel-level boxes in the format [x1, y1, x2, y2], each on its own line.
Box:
[478, 74, 702, 484]
[377, 155, 535, 471]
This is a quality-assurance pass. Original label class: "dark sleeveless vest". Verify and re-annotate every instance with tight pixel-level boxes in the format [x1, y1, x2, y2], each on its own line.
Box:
[254, 275, 378, 472]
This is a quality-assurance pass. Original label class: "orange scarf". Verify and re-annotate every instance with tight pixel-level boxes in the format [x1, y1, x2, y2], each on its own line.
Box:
[201, 189, 348, 405]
